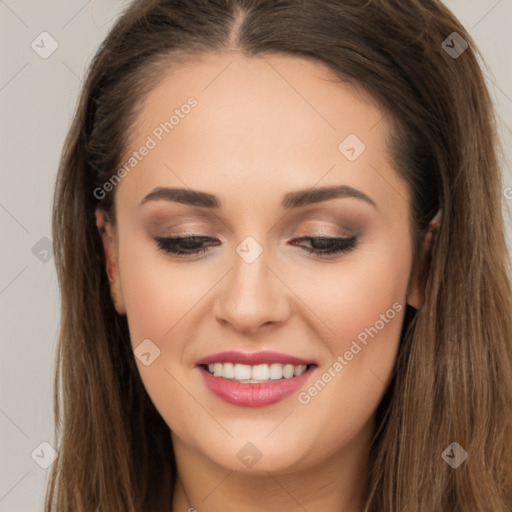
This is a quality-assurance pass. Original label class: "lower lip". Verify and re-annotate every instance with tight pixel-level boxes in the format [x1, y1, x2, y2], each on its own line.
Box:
[198, 365, 316, 407]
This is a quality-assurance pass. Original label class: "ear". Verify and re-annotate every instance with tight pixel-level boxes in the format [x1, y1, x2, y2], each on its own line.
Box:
[406, 209, 442, 310]
[95, 208, 126, 315]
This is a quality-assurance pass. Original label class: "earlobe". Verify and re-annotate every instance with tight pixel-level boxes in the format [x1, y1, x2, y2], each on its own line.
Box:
[406, 209, 442, 310]
[95, 208, 126, 315]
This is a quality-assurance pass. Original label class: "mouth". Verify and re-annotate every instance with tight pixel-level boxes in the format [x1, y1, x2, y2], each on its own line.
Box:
[195, 351, 318, 407]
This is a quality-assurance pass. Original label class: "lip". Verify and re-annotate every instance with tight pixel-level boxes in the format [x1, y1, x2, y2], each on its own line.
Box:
[195, 350, 316, 366]
[196, 352, 318, 407]
[198, 366, 316, 407]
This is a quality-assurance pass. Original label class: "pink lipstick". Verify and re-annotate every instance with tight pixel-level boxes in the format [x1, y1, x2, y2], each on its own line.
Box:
[196, 351, 317, 407]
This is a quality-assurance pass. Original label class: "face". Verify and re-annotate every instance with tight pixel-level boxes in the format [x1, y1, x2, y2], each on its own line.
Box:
[96, 53, 425, 475]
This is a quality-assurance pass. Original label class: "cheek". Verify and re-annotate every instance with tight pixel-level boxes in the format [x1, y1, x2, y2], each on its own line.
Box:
[294, 242, 410, 397]
[295, 243, 410, 432]
[304, 239, 411, 350]
[118, 235, 213, 346]
[116, 238, 209, 425]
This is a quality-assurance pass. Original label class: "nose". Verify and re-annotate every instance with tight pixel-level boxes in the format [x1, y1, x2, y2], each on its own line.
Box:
[212, 251, 291, 336]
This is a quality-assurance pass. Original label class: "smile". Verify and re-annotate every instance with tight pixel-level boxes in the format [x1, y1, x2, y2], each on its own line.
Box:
[195, 351, 318, 407]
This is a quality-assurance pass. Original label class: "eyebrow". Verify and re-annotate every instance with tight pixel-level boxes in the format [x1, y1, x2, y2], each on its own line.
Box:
[139, 185, 377, 209]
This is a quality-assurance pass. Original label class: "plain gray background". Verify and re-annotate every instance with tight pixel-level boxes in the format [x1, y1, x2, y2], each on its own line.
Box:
[1, 1, 511, 510]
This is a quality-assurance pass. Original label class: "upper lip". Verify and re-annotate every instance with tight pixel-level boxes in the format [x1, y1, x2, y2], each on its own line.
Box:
[195, 350, 316, 366]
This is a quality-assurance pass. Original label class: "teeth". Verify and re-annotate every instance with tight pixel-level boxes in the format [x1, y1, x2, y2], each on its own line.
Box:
[269, 363, 283, 379]
[213, 363, 223, 377]
[234, 363, 252, 380]
[222, 362, 235, 379]
[205, 362, 308, 382]
[252, 364, 269, 381]
[282, 364, 294, 378]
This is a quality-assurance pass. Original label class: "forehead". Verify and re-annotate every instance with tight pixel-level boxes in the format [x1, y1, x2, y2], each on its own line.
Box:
[116, 53, 408, 219]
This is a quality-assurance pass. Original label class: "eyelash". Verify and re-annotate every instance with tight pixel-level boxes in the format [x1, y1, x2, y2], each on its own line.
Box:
[154, 235, 358, 258]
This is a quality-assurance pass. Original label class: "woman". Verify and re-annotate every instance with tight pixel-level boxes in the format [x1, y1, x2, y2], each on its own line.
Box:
[46, 0, 512, 510]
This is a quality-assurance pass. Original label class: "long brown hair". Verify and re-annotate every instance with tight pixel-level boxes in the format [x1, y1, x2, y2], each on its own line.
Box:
[47, 0, 512, 510]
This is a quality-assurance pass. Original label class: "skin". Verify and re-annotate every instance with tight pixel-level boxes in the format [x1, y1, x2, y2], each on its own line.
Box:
[95, 53, 438, 511]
